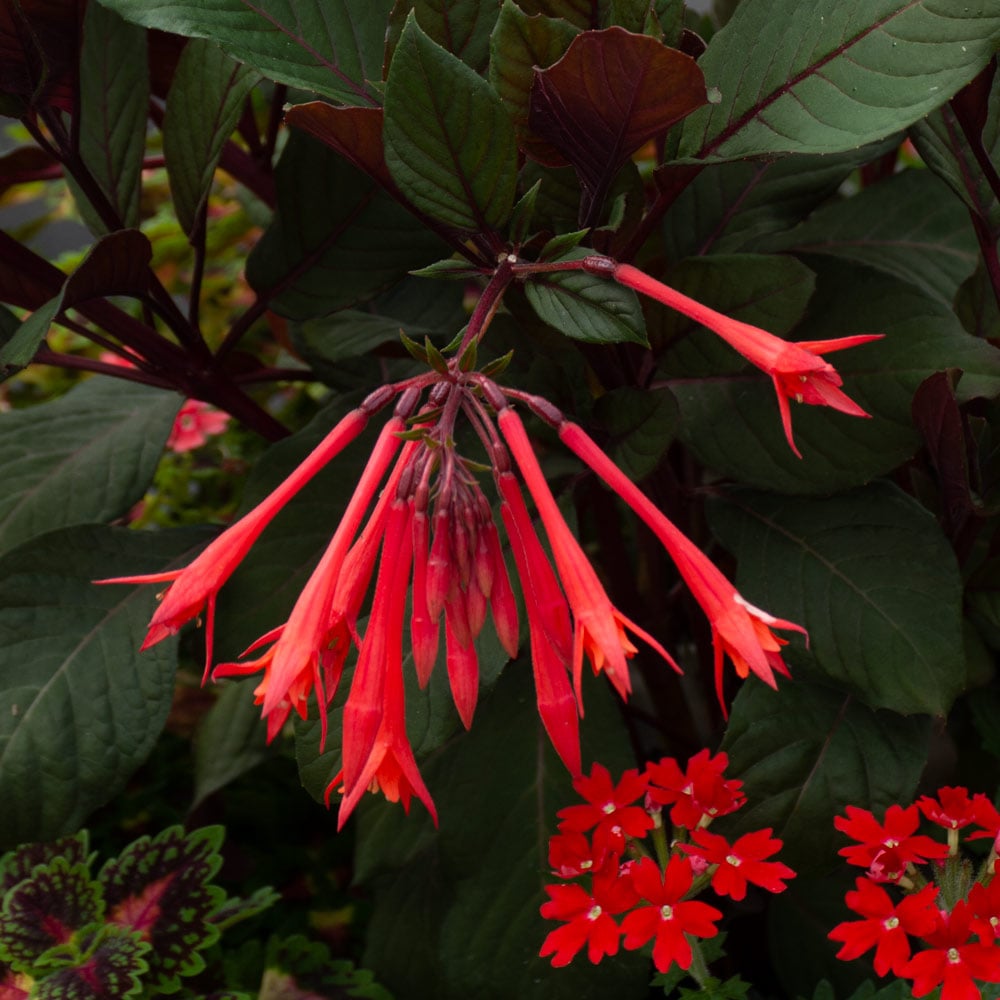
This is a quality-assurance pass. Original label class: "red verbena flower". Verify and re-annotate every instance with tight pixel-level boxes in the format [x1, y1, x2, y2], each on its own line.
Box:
[828, 878, 940, 976]
[918, 787, 980, 832]
[835, 804, 949, 878]
[557, 763, 654, 854]
[620, 855, 722, 973]
[548, 830, 617, 880]
[901, 899, 1000, 1000]
[679, 827, 795, 901]
[601, 259, 882, 458]
[539, 868, 639, 967]
[969, 866, 1000, 943]
[645, 750, 745, 830]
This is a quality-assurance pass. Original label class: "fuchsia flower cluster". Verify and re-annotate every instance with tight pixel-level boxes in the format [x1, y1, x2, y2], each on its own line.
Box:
[831, 787, 1000, 1000]
[540, 752, 795, 973]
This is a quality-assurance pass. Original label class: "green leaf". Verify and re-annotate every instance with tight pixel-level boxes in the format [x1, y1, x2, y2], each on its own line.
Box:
[386, 0, 499, 71]
[98, 826, 225, 992]
[192, 680, 270, 808]
[592, 385, 679, 480]
[0, 377, 180, 557]
[761, 170, 979, 305]
[679, 0, 1000, 159]
[245, 132, 446, 320]
[0, 857, 104, 967]
[209, 885, 281, 932]
[75, 3, 148, 231]
[383, 12, 518, 232]
[96, 0, 392, 105]
[525, 253, 647, 344]
[0, 229, 152, 372]
[489, 0, 581, 164]
[260, 936, 392, 1000]
[358, 667, 650, 1000]
[31, 924, 150, 1000]
[164, 40, 260, 237]
[668, 262, 1000, 493]
[661, 141, 901, 260]
[0, 526, 205, 848]
[708, 482, 965, 715]
[720, 678, 930, 873]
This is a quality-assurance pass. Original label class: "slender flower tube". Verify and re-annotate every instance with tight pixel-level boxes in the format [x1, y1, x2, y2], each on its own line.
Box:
[97, 396, 390, 675]
[557, 419, 806, 711]
[498, 408, 680, 704]
[590, 257, 882, 458]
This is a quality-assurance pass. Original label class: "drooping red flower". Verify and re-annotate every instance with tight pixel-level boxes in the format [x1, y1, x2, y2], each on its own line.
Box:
[499, 408, 681, 704]
[901, 900, 1000, 1000]
[679, 827, 795, 901]
[828, 878, 940, 976]
[600, 259, 882, 458]
[557, 763, 654, 854]
[835, 804, 949, 878]
[539, 868, 639, 967]
[557, 420, 806, 711]
[620, 855, 722, 973]
[645, 750, 745, 830]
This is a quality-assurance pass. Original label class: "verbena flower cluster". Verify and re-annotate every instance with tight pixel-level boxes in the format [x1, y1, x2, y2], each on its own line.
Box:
[831, 787, 1000, 1000]
[540, 751, 795, 973]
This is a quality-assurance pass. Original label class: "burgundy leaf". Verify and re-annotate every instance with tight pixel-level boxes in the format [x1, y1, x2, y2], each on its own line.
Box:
[285, 103, 392, 189]
[0, 0, 81, 108]
[529, 27, 706, 224]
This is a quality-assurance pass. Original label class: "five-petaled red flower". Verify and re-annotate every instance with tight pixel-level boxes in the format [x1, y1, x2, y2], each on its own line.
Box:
[557, 763, 654, 854]
[645, 750, 745, 830]
[835, 804, 949, 878]
[680, 828, 795, 901]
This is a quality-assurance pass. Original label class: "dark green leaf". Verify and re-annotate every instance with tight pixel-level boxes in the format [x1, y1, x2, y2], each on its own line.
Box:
[0, 858, 103, 967]
[0, 378, 180, 557]
[720, 679, 930, 873]
[383, 13, 518, 232]
[261, 936, 392, 1000]
[708, 482, 965, 715]
[489, 0, 581, 164]
[668, 263, 1000, 493]
[386, 0, 499, 71]
[164, 40, 260, 237]
[99, 826, 225, 992]
[245, 132, 445, 320]
[525, 253, 647, 344]
[96, 0, 392, 105]
[761, 170, 978, 305]
[513, 0, 606, 29]
[679, 0, 1000, 159]
[0, 229, 152, 371]
[359, 667, 650, 1000]
[209, 886, 281, 932]
[76, 3, 148, 231]
[192, 680, 270, 808]
[0, 526, 205, 848]
[592, 385, 679, 480]
[284, 103, 392, 188]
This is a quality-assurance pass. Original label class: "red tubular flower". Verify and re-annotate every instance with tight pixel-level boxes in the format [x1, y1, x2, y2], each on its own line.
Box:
[97, 403, 385, 677]
[680, 827, 795, 901]
[901, 900, 1000, 1000]
[835, 804, 950, 876]
[557, 763, 653, 855]
[603, 260, 882, 458]
[620, 856, 722, 973]
[557, 421, 805, 711]
[645, 750, 745, 830]
[539, 869, 639, 967]
[829, 878, 940, 976]
[498, 409, 680, 704]
[498, 470, 580, 775]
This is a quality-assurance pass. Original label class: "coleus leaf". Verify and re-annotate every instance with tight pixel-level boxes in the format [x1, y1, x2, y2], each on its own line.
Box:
[209, 886, 281, 932]
[0, 857, 104, 967]
[0, 230, 151, 372]
[260, 936, 392, 1000]
[383, 12, 518, 233]
[679, 0, 1000, 160]
[529, 27, 707, 223]
[98, 825, 226, 993]
[30, 924, 150, 1000]
[0, 832, 91, 899]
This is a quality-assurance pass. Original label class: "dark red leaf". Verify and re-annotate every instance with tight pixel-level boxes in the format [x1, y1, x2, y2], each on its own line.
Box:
[529, 27, 706, 223]
[284, 103, 392, 189]
[0, 0, 81, 108]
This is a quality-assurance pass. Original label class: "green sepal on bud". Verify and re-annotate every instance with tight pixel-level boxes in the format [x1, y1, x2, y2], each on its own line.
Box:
[458, 338, 478, 372]
[425, 337, 449, 374]
[478, 351, 514, 378]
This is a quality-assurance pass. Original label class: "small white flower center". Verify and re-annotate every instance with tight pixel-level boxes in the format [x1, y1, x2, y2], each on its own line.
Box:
[883, 917, 899, 931]
[588, 905, 602, 921]
[726, 854, 741, 867]
[602, 802, 616, 815]
[946, 947, 961, 965]
[660, 905, 673, 920]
